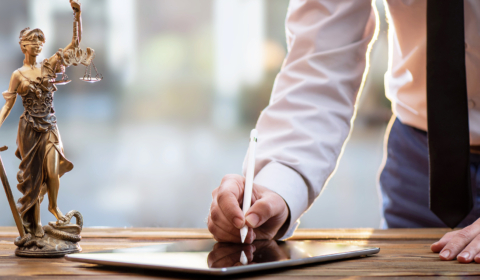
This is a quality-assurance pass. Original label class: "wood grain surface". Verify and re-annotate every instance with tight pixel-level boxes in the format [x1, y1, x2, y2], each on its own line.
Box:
[0, 227, 475, 279]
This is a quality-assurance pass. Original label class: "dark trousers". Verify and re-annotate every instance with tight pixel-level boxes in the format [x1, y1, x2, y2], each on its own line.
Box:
[379, 118, 480, 228]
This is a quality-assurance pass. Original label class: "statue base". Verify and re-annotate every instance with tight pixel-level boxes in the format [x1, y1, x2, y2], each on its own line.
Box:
[14, 210, 83, 258]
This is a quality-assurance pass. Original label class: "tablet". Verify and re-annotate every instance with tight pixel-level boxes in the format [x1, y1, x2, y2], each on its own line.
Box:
[66, 240, 379, 276]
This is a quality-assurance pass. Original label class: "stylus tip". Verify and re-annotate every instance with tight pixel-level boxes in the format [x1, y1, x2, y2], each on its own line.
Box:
[240, 226, 248, 243]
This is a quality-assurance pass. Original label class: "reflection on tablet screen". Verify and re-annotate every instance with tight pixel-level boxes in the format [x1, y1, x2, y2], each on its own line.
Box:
[208, 240, 288, 268]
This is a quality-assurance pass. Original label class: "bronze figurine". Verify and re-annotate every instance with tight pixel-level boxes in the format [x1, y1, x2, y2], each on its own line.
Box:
[0, 0, 100, 257]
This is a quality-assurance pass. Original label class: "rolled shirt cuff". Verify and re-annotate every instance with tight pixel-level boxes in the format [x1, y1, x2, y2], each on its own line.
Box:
[253, 161, 309, 240]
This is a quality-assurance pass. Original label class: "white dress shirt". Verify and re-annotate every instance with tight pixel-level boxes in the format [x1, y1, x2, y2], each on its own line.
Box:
[245, 0, 480, 238]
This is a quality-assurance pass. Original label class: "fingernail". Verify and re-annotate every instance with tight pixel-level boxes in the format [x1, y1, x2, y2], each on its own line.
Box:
[459, 252, 470, 260]
[233, 217, 244, 228]
[432, 242, 438, 246]
[246, 214, 259, 227]
[440, 249, 450, 259]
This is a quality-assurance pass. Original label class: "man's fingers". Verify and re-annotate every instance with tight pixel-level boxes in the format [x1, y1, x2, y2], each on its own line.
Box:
[439, 225, 480, 260]
[431, 230, 458, 253]
[217, 176, 246, 229]
[208, 175, 288, 243]
[217, 191, 245, 229]
[208, 215, 256, 243]
[208, 215, 241, 243]
[245, 192, 285, 229]
[245, 199, 273, 228]
[211, 200, 246, 238]
[246, 227, 256, 244]
[457, 234, 480, 263]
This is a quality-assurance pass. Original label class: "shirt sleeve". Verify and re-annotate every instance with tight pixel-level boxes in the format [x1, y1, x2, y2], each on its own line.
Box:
[243, 0, 378, 239]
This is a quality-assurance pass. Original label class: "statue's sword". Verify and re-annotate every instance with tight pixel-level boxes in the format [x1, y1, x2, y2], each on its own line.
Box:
[0, 146, 25, 237]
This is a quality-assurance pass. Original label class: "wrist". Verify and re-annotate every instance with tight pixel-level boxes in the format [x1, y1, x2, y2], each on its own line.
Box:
[253, 162, 309, 240]
[273, 199, 291, 240]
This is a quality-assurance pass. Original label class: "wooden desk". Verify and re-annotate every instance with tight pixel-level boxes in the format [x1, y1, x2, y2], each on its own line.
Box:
[0, 227, 477, 279]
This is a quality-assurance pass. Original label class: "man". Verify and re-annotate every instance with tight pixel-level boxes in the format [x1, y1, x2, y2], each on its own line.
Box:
[208, 0, 480, 263]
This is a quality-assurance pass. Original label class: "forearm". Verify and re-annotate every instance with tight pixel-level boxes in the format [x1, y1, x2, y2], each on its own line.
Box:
[64, 11, 82, 51]
[245, 0, 378, 238]
[49, 6, 83, 68]
[76, 11, 82, 44]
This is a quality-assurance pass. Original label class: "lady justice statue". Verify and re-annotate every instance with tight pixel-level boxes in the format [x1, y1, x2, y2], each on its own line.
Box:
[0, 0, 99, 257]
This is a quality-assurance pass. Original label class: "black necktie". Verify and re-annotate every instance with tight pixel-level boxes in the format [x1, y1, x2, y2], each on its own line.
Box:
[427, 0, 472, 228]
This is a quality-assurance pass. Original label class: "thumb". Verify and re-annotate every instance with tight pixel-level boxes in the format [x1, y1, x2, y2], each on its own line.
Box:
[244, 195, 283, 229]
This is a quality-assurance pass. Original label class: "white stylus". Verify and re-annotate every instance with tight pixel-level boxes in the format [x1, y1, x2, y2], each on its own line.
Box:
[240, 129, 257, 243]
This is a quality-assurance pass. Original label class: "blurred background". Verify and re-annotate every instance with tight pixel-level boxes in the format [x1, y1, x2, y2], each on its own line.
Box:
[0, 0, 391, 229]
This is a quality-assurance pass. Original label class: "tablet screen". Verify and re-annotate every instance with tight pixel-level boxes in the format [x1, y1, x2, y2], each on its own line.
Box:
[66, 240, 379, 275]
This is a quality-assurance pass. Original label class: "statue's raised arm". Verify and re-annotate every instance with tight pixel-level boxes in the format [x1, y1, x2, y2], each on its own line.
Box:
[45, 0, 96, 82]
[48, 0, 83, 68]
[71, 0, 82, 45]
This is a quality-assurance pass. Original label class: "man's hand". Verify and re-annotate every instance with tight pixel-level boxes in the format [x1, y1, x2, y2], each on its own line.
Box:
[431, 218, 480, 263]
[208, 174, 290, 244]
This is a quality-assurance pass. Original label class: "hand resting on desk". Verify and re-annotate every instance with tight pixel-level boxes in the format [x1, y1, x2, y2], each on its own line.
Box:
[431, 218, 480, 263]
[208, 174, 289, 243]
